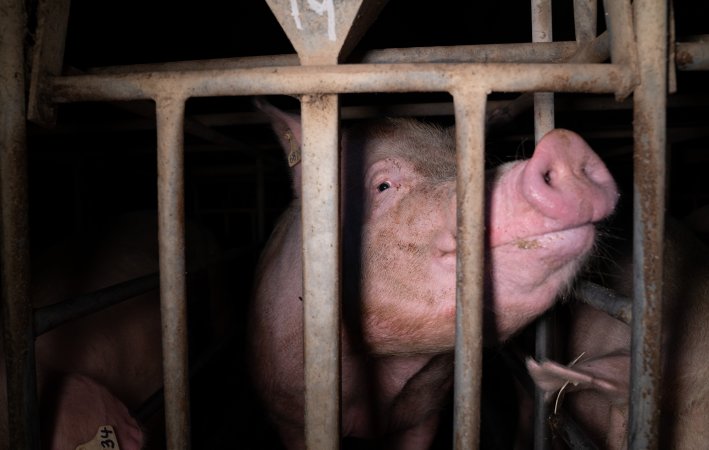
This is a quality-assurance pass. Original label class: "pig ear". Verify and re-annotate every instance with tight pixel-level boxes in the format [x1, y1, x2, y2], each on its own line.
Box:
[526, 357, 629, 401]
[255, 98, 303, 198]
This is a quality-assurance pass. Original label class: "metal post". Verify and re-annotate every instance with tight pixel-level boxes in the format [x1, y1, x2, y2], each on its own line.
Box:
[0, 0, 40, 448]
[573, 0, 597, 42]
[629, 0, 668, 448]
[531, 1, 554, 449]
[156, 96, 191, 450]
[452, 87, 487, 450]
[301, 94, 341, 450]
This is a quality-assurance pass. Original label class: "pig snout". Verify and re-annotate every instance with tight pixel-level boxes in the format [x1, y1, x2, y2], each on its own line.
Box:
[522, 129, 618, 227]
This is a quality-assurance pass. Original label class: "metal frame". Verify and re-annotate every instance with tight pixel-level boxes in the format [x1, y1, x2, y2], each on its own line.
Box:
[1, 0, 698, 448]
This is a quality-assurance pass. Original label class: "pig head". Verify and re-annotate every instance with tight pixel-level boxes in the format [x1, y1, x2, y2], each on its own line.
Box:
[248, 100, 618, 449]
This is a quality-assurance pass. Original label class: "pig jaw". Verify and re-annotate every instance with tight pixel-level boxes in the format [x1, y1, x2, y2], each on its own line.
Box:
[485, 129, 618, 341]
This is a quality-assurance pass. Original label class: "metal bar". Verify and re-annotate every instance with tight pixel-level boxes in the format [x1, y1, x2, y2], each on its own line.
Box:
[487, 31, 610, 131]
[576, 281, 632, 325]
[573, 0, 597, 42]
[82, 39, 708, 76]
[86, 41, 581, 75]
[603, 0, 638, 71]
[676, 41, 709, 71]
[629, 0, 668, 447]
[155, 96, 191, 450]
[48, 63, 636, 103]
[452, 87, 487, 450]
[27, 0, 71, 126]
[532, 1, 554, 448]
[33, 273, 159, 336]
[0, 0, 40, 447]
[301, 94, 341, 450]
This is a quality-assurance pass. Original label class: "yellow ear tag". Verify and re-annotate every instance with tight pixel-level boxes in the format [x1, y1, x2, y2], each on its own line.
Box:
[284, 131, 301, 167]
[76, 425, 121, 450]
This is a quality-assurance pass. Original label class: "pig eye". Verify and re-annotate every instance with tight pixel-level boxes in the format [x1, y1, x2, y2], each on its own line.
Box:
[377, 182, 391, 192]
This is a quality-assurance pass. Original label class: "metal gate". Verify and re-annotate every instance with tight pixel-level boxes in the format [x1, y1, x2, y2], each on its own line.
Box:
[2, 0, 707, 449]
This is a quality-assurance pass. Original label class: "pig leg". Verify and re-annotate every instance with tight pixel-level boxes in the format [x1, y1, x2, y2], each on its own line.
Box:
[386, 354, 453, 449]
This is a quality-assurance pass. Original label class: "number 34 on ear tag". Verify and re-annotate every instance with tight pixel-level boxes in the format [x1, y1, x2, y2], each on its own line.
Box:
[76, 425, 121, 450]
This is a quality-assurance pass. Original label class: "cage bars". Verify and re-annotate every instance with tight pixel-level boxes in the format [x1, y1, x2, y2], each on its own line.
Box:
[630, 0, 669, 448]
[0, 0, 40, 448]
[531, 0, 555, 447]
[0, 0, 686, 449]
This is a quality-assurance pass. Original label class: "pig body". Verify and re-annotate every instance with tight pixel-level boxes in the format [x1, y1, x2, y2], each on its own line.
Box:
[0, 214, 160, 450]
[528, 219, 709, 449]
[249, 101, 618, 449]
[2, 212, 223, 450]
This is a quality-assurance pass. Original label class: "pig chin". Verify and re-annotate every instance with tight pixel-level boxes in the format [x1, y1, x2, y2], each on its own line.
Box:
[488, 224, 597, 341]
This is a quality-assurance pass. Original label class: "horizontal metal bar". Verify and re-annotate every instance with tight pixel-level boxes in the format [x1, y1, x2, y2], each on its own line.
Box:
[33, 273, 159, 336]
[87, 41, 581, 75]
[48, 63, 636, 103]
[576, 281, 632, 324]
[676, 41, 709, 70]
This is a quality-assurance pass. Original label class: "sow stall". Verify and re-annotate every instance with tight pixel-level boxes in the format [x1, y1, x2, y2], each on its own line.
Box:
[2, 0, 708, 449]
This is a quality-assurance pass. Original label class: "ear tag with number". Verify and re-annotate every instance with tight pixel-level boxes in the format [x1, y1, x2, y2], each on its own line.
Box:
[76, 425, 121, 450]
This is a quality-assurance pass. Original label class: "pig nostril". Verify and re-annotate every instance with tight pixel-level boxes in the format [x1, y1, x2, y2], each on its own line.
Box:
[543, 171, 551, 185]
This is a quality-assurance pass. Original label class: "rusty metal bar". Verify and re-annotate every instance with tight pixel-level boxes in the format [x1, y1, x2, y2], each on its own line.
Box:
[27, 0, 71, 126]
[48, 63, 636, 103]
[629, 0, 668, 448]
[676, 40, 709, 70]
[531, 1, 555, 448]
[0, 0, 40, 448]
[573, 0, 597, 42]
[155, 96, 191, 450]
[301, 94, 341, 450]
[87, 41, 581, 75]
[603, 0, 638, 72]
[452, 87, 487, 450]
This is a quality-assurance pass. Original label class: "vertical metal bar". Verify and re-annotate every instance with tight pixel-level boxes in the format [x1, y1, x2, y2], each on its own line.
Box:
[0, 0, 41, 448]
[155, 96, 191, 450]
[603, 0, 638, 68]
[301, 94, 341, 450]
[27, 0, 71, 126]
[573, 0, 597, 42]
[532, 1, 554, 449]
[452, 87, 487, 450]
[629, 0, 667, 447]
[532, 0, 555, 139]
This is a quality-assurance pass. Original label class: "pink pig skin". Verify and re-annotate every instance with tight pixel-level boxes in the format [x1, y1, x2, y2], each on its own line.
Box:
[248, 101, 618, 449]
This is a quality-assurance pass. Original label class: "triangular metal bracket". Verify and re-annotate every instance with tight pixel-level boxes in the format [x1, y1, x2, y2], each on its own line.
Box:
[265, 0, 388, 64]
